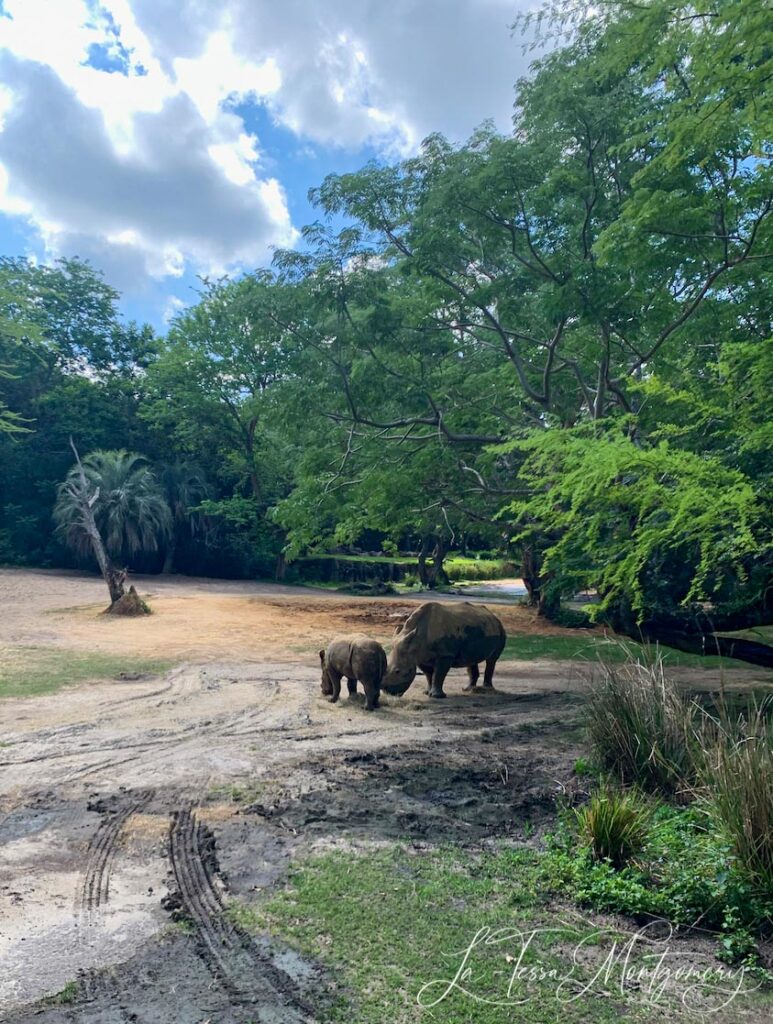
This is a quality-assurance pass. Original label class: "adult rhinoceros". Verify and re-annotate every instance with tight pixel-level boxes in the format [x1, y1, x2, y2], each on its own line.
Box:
[382, 601, 506, 699]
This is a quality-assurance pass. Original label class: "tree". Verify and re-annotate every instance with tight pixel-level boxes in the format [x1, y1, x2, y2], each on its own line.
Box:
[52, 442, 150, 613]
[275, 0, 771, 624]
[0, 257, 157, 566]
[54, 449, 171, 571]
[141, 274, 301, 576]
[158, 460, 210, 573]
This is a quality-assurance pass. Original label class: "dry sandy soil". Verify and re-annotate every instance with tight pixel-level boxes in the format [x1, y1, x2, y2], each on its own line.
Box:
[0, 568, 771, 1023]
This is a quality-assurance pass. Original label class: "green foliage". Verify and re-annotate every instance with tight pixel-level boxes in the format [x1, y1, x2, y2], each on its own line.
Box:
[445, 557, 516, 582]
[585, 648, 697, 794]
[54, 449, 171, 561]
[51, 981, 78, 1006]
[501, 424, 768, 623]
[545, 801, 773, 965]
[574, 786, 650, 868]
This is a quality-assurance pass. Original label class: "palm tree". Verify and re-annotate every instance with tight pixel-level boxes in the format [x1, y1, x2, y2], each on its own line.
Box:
[55, 449, 172, 568]
[159, 460, 210, 573]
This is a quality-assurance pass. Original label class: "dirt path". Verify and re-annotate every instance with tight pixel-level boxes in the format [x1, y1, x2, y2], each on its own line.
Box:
[1, 568, 770, 1022]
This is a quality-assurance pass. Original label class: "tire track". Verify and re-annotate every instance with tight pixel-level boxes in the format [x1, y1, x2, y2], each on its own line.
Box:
[168, 807, 313, 1020]
[77, 790, 153, 1000]
[80, 790, 153, 911]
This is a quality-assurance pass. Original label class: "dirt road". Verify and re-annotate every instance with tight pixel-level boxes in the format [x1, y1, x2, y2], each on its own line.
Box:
[1, 569, 770, 1022]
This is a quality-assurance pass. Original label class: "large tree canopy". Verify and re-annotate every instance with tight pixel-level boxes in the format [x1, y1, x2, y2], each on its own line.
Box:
[1, 0, 770, 633]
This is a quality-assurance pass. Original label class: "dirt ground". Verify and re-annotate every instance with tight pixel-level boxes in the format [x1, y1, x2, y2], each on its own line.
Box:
[1, 568, 771, 1022]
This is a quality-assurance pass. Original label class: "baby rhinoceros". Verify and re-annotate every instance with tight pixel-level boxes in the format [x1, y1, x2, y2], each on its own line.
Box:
[319, 635, 386, 712]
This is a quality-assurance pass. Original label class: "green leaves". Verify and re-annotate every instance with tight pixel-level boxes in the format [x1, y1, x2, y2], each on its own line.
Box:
[502, 423, 767, 620]
[54, 449, 171, 560]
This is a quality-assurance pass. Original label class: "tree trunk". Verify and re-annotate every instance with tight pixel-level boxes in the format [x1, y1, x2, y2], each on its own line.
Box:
[162, 535, 177, 574]
[68, 440, 125, 606]
[520, 544, 558, 618]
[431, 535, 449, 587]
[521, 544, 542, 607]
[417, 535, 433, 587]
[275, 552, 287, 581]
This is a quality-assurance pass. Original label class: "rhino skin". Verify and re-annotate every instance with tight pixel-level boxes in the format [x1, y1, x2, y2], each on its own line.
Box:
[319, 635, 386, 711]
[382, 601, 506, 699]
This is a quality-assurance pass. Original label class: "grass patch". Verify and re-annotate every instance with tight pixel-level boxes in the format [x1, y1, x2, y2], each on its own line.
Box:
[234, 846, 637, 1024]
[574, 786, 651, 868]
[233, 843, 767, 1021]
[445, 556, 515, 582]
[717, 625, 773, 645]
[500, 634, 727, 668]
[0, 646, 171, 699]
[207, 781, 266, 805]
[699, 705, 773, 893]
[44, 980, 78, 1006]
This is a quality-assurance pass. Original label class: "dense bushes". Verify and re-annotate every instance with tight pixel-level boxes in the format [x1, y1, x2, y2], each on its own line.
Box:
[546, 802, 773, 965]
[564, 650, 773, 964]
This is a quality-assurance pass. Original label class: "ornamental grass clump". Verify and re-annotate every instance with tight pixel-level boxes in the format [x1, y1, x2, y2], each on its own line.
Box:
[574, 786, 650, 869]
[699, 703, 773, 895]
[587, 646, 696, 796]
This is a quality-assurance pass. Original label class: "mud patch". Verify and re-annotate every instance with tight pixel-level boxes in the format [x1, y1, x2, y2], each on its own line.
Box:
[5, 931, 315, 1024]
[243, 715, 585, 848]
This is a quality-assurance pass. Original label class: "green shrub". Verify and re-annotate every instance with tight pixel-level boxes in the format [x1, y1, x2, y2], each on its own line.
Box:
[586, 648, 696, 795]
[545, 802, 773, 965]
[574, 786, 650, 868]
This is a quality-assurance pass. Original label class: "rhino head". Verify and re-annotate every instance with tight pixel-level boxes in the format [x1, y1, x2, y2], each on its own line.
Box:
[381, 628, 418, 696]
[319, 649, 333, 695]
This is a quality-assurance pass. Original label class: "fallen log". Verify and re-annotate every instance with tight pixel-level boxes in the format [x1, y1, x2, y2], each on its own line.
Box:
[641, 628, 773, 669]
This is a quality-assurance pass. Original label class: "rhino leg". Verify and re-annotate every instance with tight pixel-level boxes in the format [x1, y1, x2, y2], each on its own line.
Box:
[483, 656, 497, 688]
[327, 668, 343, 703]
[419, 663, 433, 695]
[361, 679, 380, 711]
[346, 677, 357, 697]
[463, 663, 480, 691]
[428, 657, 451, 699]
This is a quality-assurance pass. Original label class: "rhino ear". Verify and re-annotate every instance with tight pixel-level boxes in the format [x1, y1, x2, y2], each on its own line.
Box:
[398, 628, 417, 645]
[319, 649, 326, 665]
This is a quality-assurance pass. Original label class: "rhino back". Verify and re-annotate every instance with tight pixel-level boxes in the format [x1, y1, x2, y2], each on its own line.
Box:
[351, 638, 387, 685]
[325, 637, 357, 676]
[400, 602, 505, 666]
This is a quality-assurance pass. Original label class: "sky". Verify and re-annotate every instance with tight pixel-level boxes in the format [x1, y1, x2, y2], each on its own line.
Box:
[0, 0, 536, 330]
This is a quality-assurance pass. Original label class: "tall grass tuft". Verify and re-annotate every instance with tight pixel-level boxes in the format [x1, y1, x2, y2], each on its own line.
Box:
[586, 645, 696, 796]
[699, 702, 773, 894]
[574, 786, 650, 869]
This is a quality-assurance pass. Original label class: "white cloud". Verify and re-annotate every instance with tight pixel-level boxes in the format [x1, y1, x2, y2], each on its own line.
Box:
[129, 0, 533, 152]
[0, 0, 534, 312]
[0, 0, 297, 291]
[163, 294, 186, 323]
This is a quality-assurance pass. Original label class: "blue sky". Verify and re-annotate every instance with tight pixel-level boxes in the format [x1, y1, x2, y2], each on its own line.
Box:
[0, 0, 535, 331]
